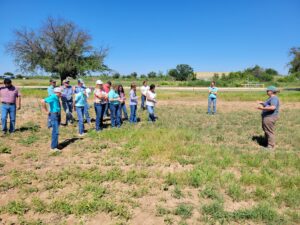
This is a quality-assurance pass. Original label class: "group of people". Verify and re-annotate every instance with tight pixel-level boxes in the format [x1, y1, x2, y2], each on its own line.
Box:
[0, 78, 279, 152]
[41, 79, 157, 151]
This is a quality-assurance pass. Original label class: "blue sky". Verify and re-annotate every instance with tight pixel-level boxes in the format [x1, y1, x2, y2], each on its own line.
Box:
[0, 0, 299, 75]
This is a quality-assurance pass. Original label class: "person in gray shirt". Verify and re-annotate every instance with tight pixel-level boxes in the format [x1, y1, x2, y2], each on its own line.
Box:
[257, 86, 280, 150]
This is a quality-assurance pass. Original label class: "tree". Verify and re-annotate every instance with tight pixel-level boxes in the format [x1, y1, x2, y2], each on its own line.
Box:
[130, 72, 138, 78]
[265, 68, 278, 75]
[4, 72, 14, 77]
[168, 64, 194, 81]
[288, 47, 300, 74]
[7, 17, 108, 84]
[112, 72, 120, 79]
[147, 71, 157, 78]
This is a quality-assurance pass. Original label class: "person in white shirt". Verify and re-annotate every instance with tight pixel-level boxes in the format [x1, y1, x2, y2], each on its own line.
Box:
[146, 84, 157, 122]
[93, 80, 108, 131]
[140, 80, 149, 110]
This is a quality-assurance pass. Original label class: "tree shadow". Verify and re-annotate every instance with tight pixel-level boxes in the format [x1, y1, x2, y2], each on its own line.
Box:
[59, 137, 82, 150]
[252, 135, 267, 147]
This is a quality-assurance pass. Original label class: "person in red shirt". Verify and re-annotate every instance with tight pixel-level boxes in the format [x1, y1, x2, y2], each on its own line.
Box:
[103, 81, 112, 117]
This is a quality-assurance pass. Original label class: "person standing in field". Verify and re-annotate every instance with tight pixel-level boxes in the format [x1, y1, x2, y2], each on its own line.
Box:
[47, 79, 57, 96]
[61, 79, 74, 125]
[0, 78, 21, 134]
[41, 87, 62, 151]
[140, 80, 149, 110]
[129, 83, 138, 123]
[74, 88, 87, 136]
[146, 84, 157, 122]
[73, 79, 91, 125]
[103, 81, 112, 117]
[117, 84, 128, 121]
[108, 84, 121, 128]
[207, 81, 218, 115]
[94, 80, 108, 131]
[257, 86, 280, 150]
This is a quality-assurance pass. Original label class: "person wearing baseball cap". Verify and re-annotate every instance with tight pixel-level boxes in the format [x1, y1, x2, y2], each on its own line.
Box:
[47, 79, 57, 96]
[41, 87, 62, 152]
[61, 79, 75, 125]
[73, 78, 91, 125]
[0, 78, 22, 134]
[257, 86, 280, 150]
[94, 80, 108, 131]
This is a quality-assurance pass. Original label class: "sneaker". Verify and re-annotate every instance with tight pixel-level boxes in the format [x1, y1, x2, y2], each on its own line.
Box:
[261, 146, 274, 151]
[50, 148, 61, 152]
[78, 133, 86, 137]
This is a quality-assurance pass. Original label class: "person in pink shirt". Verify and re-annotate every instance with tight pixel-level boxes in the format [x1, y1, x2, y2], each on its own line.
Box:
[103, 81, 112, 117]
[0, 78, 21, 134]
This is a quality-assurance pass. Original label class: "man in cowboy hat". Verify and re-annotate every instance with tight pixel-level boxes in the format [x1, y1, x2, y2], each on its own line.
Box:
[61, 79, 74, 125]
[41, 87, 62, 152]
[257, 86, 280, 150]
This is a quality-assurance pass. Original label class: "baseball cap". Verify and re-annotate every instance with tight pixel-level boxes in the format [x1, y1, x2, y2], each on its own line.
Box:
[54, 87, 62, 93]
[96, 80, 103, 85]
[63, 79, 70, 83]
[266, 86, 278, 92]
[4, 78, 12, 84]
[78, 78, 84, 83]
[49, 79, 56, 83]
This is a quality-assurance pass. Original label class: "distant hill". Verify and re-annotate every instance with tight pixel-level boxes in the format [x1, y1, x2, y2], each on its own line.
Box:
[195, 72, 230, 80]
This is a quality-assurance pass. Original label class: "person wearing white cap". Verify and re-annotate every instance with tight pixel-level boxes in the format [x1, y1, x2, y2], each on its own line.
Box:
[40, 87, 62, 151]
[94, 80, 108, 131]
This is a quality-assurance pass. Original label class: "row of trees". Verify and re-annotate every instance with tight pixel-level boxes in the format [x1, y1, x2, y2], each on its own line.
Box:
[5, 17, 300, 83]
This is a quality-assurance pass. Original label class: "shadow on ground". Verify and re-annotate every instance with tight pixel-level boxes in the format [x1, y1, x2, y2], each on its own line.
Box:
[59, 137, 82, 150]
[252, 135, 267, 147]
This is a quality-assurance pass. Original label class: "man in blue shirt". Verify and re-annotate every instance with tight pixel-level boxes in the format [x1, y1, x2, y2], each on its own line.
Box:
[47, 79, 56, 96]
[41, 87, 62, 152]
[207, 81, 218, 115]
[61, 79, 74, 125]
[257, 86, 280, 150]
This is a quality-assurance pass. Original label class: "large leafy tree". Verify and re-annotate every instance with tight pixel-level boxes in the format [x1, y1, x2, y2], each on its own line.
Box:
[7, 17, 108, 83]
[168, 64, 194, 81]
[289, 47, 300, 74]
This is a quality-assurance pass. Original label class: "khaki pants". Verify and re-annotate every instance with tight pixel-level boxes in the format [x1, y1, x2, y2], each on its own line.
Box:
[262, 115, 278, 148]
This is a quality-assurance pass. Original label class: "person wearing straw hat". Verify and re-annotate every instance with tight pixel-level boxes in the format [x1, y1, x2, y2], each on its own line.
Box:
[41, 87, 62, 152]
[94, 80, 108, 131]
[61, 79, 74, 125]
[257, 86, 280, 150]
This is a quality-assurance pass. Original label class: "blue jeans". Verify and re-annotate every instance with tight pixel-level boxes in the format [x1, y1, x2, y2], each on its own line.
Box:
[130, 105, 137, 123]
[104, 102, 110, 117]
[49, 113, 60, 149]
[94, 103, 105, 131]
[84, 102, 91, 124]
[110, 104, 121, 128]
[120, 103, 128, 120]
[1, 104, 16, 133]
[141, 95, 146, 110]
[62, 100, 74, 124]
[147, 105, 156, 122]
[208, 97, 217, 114]
[76, 106, 85, 134]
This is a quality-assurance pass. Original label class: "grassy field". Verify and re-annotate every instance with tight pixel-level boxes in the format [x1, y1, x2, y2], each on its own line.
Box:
[0, 90, 299, 225]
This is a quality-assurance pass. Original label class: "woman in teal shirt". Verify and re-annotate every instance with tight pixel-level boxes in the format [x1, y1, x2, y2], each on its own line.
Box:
[207, 81, 218, 115]
[108, 85, 121, 128]
[74, 90, 87, 135]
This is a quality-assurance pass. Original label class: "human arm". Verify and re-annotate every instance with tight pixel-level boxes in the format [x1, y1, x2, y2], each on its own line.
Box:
[40, 99, 49, 114]
[146, 92, 157, 103]
[17, 96, 21, 110]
